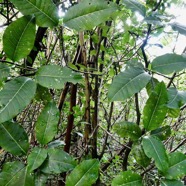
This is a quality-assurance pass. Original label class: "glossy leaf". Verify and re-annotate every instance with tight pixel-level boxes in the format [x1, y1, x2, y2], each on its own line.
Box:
[142, 136, 169, 172]
[164, 152, 186, 179]
[0, 121, 29, 156]
[132, 142, 151, 167]
[161, 180, 184, 186]
[63, 0, 118, 31]
[41, 148, 77, 174]
[113, 121, 142, 141]
[35, 101, 59, 145]
[0, 63, 10, 80]
[151, 54, 186, 75]
[143, 82, 168, 131]
[111, 171, 142, 186]
[10, 0, 58, 27]
[66, 159, 99, 186]
[27, 147, 47, 172]
[170, 22, 186, 36]
[167, 87, 186, 109]
[108, 67, 151, 101]
[122, 0, 146, 17]
[35, 65, 83, 89]
[0, 161, 34, 186]
[3, 16, 35, 61]
[0, 77, 36, 124]
[151, 126, 171, 141]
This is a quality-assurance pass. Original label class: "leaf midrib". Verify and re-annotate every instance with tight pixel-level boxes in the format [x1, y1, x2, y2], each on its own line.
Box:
[153, 61, 186, 68]
[12, 17, 33, 61]
[64, 5, 116, 23]
[111, 70, 146, 101]
[1, 124, 26, 154]
[0, 79, 29, 118]
[25, 0, 56, 24]
[75, 161, 97, 186]
[146, 87, 163, 130]
[149, 137, 164, 170]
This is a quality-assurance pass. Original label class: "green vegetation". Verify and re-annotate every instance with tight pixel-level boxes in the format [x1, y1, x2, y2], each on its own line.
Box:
[0, 0, 186, 185]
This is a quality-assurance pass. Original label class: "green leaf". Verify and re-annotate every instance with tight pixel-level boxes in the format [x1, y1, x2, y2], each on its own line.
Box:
[167, 108, 180, 118]
[122, 0, 146, 17]
[146, 78, 159, 96]
[143, 82, 168, 131]
[151, 54, 186, 75]
[170, 22, 186, 36]
[10, 0, 58, 27]
[161, 180, 184, 186]
[35, 101, 59, 145]
[132, 142, 151, 167]
[27, 147, 47, 172]
[35, 65, 83, 89]
[41, 148, 77, 174]
[3, 16, 36, 61]
[0, 121, 29, 156]
[0, 77, 36, 124]
[35, 173, 47, 186]
[108, 67, 151, 101]
[35, 84, 52, 104]
[66, 159, 99, 186]
[125, 60, 144, 69]
[151, 126, 171, 141]
[0, 63, 10, 80]
[113, 121, 142, 141]
[164, 152, 186, 180]
[142, 136, 169, 172]
[0, 161, 34, 186]
[167, 87, 186, 109]
[63, 0, 118, 31]
[144, 15, 162, 25]
[111, 171, 142, 186]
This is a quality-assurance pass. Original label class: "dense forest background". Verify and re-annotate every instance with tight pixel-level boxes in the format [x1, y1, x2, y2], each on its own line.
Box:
[0, 0, 186, 185]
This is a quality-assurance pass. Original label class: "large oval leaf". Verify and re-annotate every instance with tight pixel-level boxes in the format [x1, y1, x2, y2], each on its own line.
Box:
[0, 161, 34, 186]
[27, 147, 47, 172]
[108, 67, 151, 101]
[142, 136, 169, 173]
[10, 0, 58, 27]
[41, 148, 77, 174]
[122, 0, 146, 17]
[143, 82, 168, 131]
[35, 65, 82, 89]
[35, 101, 59, 145]
[111, 171, 142, 186]
[167, 87, 186, 109]
[66, 159, 99, 186]
[0, 121, 29, 156]
[164, 152, 186, 180]
[151, 54, 186, 75]
[0, 63, 10, 80]
[63, 0, 118, 31]
[113, 121, 142, 141]
[0, 77, 36, 124]
[3, 16, 36, 61]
